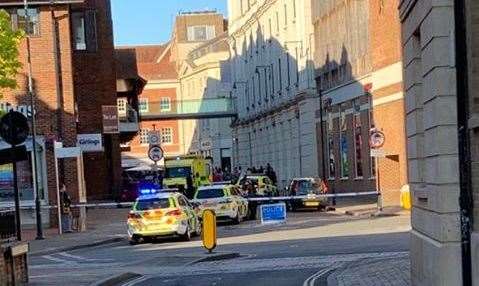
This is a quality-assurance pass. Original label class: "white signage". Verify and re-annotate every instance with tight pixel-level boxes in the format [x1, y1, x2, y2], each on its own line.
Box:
[370, 149, 387, 158]
[77, 134, 103, 152]
[55, 147, 82, 158]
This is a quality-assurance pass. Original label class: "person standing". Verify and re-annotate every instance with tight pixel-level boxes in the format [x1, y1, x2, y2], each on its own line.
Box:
[60, 184, 73, 233]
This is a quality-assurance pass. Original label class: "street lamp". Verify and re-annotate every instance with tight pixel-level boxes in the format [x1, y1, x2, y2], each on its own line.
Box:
[24, 0, 43, 239]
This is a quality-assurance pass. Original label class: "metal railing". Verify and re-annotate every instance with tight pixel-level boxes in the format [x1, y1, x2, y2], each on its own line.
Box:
[0, 210, 16, 242]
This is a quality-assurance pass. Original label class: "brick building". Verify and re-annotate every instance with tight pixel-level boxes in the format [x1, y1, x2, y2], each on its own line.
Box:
[116, 44, 182, 168]
[118, 11, 233, 170]
[0, 0, 121, 226]
[313, 0, 407, 206]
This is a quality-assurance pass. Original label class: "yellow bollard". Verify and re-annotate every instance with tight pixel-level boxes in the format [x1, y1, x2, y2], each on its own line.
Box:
[202, 209, 217, 253]
[400, 185, 411, 210]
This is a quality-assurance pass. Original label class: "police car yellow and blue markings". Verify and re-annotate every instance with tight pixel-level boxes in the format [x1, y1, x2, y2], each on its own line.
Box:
[127, 190, 200, 242]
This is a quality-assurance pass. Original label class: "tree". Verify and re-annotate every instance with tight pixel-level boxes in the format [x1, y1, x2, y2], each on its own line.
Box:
[0, 9, 24, 100]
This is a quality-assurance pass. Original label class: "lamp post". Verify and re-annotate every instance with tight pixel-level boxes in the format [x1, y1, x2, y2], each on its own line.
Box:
[24, 0, 44, 239]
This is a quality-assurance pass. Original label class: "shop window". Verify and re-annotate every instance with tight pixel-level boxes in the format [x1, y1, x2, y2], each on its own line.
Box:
[139, 129, 150, 145]
[139, 98, 149, 113]
[161, 128, 173, 144]
[353, 100, 363, 178]
[72, 10, 97, 52]
[10, 8, 40, 36]
[339, 104, 349, 179]
[160, 98, 171, 111]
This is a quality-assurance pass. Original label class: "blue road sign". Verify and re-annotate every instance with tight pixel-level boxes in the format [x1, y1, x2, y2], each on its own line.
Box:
[260, 203, 286, 224]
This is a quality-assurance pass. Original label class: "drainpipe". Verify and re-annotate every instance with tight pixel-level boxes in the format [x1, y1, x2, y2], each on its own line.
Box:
[454, 0, 473, 285]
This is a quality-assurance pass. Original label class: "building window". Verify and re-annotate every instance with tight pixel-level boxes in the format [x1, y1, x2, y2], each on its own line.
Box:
[117, 98, 127, 114]
[139, 98, 149, 113]
[278, 57, 283, 92]
[10, 8, 40, 36]
[293, 0, 297, 19]
[187, 25, 215, 42]
[286, 53, 291, 88]
[353, 100, 363, 178]
[327, 112, 336, 179]
[161, 128, 173, 144]
[339, 104, 349, 179]
[160, 97, 171, 111]
[139, 129, 150, 145]
[72, 10, 97, 52]
[268, 18, 272, 42]
[275, 11, 279, 33]
[284, 4, 288, 27]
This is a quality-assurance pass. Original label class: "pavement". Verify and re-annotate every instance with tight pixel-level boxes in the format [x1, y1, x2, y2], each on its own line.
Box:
[28, 208, 129, 256]
[26, 203, 412, 286]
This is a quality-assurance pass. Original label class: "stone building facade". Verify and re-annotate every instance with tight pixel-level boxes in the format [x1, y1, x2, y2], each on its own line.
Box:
[400, 0, 479, 285]
[178, 32, 233, 169]
[228, 0, 318, 188]
[0, 0, 121, 224]
[313, 0, 407, 205]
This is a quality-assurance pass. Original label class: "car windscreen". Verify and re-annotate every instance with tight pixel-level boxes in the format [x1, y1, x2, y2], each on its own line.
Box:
[296, 180, 320, 195]
[196, 188, 225, 199]
[135, 198, 172, 211]
[166, 167, 192, 178]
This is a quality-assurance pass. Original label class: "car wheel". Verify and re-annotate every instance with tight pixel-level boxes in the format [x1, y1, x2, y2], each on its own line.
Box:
[182, 224, 191, 241]
[233, 211, 241, 225]
[195, 220, 202, 236]
[129, 235, 140, 245]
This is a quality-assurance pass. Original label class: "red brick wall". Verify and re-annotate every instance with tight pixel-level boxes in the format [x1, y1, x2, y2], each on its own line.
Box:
[369, 0, 407, 205]
[128, 120, 181, 155]
[0, 5, 80, 203]
[369, 0, 402, 71]
[71, 0, 121, 200]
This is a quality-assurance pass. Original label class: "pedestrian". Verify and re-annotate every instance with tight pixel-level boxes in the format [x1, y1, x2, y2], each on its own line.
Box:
[60, 184, 73, 233]
[258, 166, 264, 174]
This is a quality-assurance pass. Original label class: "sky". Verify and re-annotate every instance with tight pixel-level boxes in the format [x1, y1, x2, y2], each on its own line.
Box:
[112, 0, 227, 46]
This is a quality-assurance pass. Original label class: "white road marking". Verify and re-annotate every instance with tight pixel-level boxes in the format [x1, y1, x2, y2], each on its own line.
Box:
[42, 255, 75, 264]
[121, 276, 148, 286]
[57, 252, 114, 262]
[303, 266, 337, 286]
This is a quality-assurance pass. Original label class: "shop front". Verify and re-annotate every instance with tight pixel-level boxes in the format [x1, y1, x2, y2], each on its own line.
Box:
[0, 137, 50, 228]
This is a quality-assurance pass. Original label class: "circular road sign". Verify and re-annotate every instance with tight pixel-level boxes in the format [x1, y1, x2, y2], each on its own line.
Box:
[369, 130, 386, 149]
[148, 132, 160, 145]
[148, 145, 164, 162]
[0, 111, 29, 146]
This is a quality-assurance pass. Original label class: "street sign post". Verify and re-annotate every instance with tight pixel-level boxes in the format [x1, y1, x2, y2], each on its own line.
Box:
[148, 131, 161, 146]
[370, 149, 387, 158]
[148, 145, 164, 162]
[369, 128, 386, 212]
[0, 111, 30, 241]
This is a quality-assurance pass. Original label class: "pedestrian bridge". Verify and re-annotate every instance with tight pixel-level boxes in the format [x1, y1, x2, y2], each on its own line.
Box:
[140, 98, 237, 120]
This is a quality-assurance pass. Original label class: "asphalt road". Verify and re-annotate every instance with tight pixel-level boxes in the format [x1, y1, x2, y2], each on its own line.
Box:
[29, 210, 411, 286]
